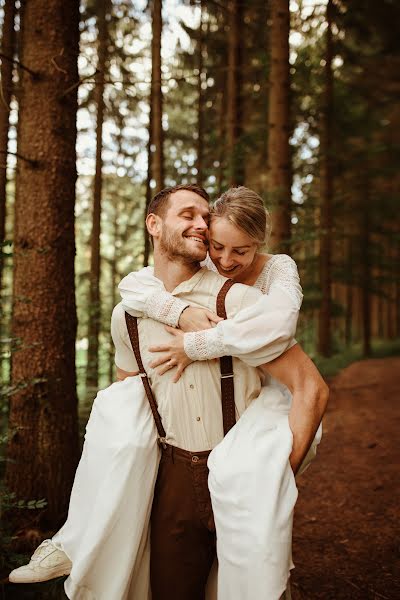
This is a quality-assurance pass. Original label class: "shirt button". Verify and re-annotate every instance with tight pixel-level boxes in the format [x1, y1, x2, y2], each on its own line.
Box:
[192, 455, 199, 463]
[196, 417, 201, 422]
[189, 384, 194, 389]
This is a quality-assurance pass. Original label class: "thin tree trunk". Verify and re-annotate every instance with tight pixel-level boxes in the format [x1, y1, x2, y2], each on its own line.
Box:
[317, 0, 333, 356]
[267, 0, 291, 251]
[143, 0, 163, 266]
[86, 0, 110, 393]
[217, 84, 226, 196]
[150, 0, 163, 193]
[196, 0, 204, 187]
[226, 0, 243, 185]
[143, 84, 153, 267]
[0, 0, 16, 386]
[361, 194, 371, 356]
[6, 0, 80, 530]
[0, 0, 16, 294]
[109, 201, 119, 384]
[345, 236, 353, 346]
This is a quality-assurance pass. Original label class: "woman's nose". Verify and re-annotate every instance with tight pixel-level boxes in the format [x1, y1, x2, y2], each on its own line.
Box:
[220, 253, 234, 268]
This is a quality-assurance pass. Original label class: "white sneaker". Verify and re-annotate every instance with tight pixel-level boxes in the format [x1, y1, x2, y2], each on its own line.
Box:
[9, 539, 72, 583]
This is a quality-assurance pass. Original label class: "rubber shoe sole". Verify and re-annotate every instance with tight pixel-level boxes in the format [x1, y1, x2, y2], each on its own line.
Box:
[9, 561, 72, 583]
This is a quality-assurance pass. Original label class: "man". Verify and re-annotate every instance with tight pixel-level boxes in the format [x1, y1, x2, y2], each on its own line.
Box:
[112, 184, 328, 599]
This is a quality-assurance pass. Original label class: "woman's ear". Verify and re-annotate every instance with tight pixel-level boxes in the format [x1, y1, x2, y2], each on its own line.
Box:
[146, 213, 161, 238]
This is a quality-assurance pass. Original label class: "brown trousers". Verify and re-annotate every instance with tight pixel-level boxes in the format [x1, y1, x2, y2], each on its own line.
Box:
[150, 444, 216, 600]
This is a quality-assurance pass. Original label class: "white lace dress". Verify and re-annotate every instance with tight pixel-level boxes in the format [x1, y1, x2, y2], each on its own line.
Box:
[52, 255, 320, 600]
[119, 255, 321, 600]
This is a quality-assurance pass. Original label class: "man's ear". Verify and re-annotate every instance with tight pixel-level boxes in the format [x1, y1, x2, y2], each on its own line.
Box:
[146, 213, 161, 238]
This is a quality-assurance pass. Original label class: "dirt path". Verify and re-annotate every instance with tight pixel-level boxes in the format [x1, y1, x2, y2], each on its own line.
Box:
[291, 357, 400, 600]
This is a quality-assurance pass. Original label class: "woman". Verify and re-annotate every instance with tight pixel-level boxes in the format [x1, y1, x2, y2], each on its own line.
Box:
[119, 186, 319, 600]
[10, 187, 320, 600]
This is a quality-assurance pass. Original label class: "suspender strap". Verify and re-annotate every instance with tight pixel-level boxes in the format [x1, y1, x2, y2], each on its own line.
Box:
[124, 312, 167, 442]
[216, 279, 236, 436]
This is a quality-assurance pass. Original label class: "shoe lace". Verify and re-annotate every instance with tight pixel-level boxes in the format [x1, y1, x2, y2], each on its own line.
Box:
[30, 539, 54, 562]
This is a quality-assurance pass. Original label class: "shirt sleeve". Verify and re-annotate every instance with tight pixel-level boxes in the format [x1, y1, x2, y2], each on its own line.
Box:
[111, 303, 139, 372]
[183, 256, 302, 367]
[118, 268, 189, 328]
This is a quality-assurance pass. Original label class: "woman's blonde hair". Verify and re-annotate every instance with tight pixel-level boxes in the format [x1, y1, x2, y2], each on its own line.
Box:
[212, 186, 271, 248]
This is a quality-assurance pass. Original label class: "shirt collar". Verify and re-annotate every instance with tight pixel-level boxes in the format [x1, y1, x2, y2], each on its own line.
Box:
[146, 265, 208, 296]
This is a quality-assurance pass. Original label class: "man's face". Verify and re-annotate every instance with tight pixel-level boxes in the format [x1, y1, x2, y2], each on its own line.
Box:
[158, 190, 209, 263]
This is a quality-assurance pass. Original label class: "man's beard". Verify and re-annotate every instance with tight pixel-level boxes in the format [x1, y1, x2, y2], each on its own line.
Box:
[159, 229, 206, 264]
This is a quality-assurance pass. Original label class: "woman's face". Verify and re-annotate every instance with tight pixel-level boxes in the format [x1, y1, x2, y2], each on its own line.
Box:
[208, 216, 259, 280]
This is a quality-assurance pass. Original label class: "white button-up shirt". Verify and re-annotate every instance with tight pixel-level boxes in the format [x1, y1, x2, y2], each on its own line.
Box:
[111, 267, 289, 452]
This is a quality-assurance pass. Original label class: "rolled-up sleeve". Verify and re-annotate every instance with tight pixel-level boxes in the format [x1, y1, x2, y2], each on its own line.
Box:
[111, 303, 139, 372]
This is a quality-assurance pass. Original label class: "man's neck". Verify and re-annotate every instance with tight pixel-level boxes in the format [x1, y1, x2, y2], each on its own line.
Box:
[153, 250, 201, 292]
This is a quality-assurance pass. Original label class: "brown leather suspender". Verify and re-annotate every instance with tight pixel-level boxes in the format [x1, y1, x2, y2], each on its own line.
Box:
[124, 277, 237, 445]
[125, 312, 167, 445]
[216, 279, 236, 435]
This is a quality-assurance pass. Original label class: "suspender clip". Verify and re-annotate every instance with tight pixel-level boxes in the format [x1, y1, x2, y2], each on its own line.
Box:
[158, 437, 168, 449]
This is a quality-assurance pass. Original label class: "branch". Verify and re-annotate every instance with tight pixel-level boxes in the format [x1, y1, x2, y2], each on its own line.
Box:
[51, 48, 68, 76]
[58, 69, 100, 99]
[0, 150, 38, 167]
[0, 52, 38, 79]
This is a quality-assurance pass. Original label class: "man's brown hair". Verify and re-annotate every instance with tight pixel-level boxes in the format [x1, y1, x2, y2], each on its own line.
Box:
[147, 184, 210, 218]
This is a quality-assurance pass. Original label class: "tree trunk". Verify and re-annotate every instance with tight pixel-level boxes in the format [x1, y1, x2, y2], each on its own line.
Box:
[361, 196, 371, 357]
[217, 84, 226, 196]
[344, 236, 353, 346]
[143, 0, 163, 266]
[143, 84, 153, 267]
[226, 0, 243, 185]
[86, 0, 110, 393]
[196, 0, 204, 187]
[6, 0, 80, 530]
[317, 0, 333, 356]
[150, 0, 163, 193]
[267, 0, 291, 251]
[109, 202, 119, 384]
[0, 0, 16, 294]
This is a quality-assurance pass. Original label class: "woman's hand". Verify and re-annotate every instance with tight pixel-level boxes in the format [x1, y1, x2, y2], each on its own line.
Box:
[149, 326, 193, 382]
[178, 306, 222, 332]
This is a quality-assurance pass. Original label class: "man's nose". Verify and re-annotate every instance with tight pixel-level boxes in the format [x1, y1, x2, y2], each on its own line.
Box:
[193, 215, 208, 230]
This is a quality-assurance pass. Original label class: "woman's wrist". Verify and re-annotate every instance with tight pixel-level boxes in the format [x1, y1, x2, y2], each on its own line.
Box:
[145, 291, 190, 327]
[184, 327, 226, 361]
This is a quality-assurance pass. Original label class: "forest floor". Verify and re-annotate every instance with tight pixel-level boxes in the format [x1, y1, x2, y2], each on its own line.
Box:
[2, 356, 399, 600]
[291, 356, 400, 600]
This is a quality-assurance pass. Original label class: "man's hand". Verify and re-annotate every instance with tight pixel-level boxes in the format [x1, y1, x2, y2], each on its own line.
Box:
[149, 326, 193, 382]
[178, 306, 222, 332]
[261, 344, 329, 475]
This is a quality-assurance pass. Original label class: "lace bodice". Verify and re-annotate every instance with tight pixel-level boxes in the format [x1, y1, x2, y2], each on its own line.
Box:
[119, 254, 302, 364]
[253, 254, 303, 307]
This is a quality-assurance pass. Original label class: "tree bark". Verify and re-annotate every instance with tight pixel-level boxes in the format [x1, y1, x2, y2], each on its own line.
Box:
[360, 193, 371, 356]
[267, 0, 291, 251]
[0, 0, 16, 294]
[226, 0, 243, 185]
[317, 0, 333, 356]
[150, 0, 163, 194]
[6, 0, 80, 529]
[143, 84, 153, 267]
[86, 0, 110, 393]
[196, 0, 205, 187]
[344, 236, 353, 346]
